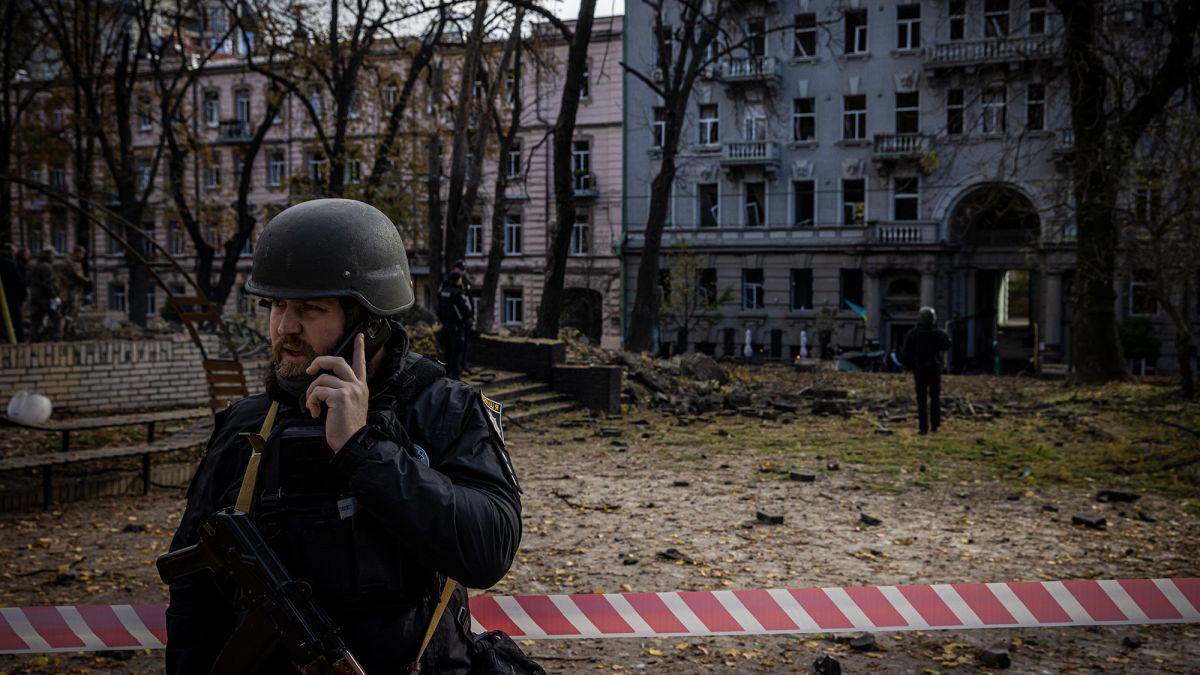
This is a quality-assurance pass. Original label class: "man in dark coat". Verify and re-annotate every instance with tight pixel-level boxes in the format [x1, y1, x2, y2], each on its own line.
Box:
[165, 199, 522, 674]
[902, 306, 952, 434]
[437, 270, 474, 380]
[0, 243, 27, 342]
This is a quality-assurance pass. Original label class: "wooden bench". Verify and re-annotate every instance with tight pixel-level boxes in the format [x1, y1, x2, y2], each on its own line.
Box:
[0, 407, 210, 453]
[0, 417, 214, 509]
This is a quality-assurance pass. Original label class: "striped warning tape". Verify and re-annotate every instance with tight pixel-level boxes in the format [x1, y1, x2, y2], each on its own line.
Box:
[1, 578, 1196, 653]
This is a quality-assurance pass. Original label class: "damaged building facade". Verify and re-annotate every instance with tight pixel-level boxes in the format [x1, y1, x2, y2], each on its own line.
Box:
[622, 0, 1190, 373]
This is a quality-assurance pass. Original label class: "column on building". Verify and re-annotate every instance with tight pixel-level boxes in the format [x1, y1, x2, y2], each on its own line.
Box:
[1042, 271, 1063, 361]
[920, 267, 936, 311]
[865, 269, 882, 343]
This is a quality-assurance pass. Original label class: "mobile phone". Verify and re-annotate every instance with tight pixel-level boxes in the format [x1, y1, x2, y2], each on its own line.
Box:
[326, 315, 391, 373]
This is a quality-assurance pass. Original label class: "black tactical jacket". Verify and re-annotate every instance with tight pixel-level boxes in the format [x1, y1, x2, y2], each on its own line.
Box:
[165, 330, 521, 674]
[902, 324, 952, 372]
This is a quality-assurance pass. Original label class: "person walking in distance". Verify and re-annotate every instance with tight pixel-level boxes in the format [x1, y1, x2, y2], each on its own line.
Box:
[902, 307, 951, 435]
[56, 246, 90, 338]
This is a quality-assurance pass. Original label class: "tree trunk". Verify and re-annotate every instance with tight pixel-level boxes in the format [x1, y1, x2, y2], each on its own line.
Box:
[535, 0, 598, 339]
[426, 134, 444, 295]
[1060, 1, 1129, 382]
[479, 19, 525, 333]
[626, 160, 679, 353]
[443, 0, 489, 271]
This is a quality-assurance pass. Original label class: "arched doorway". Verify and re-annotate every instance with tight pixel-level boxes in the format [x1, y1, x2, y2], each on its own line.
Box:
[561, 288, 603, 342]
[950, 183, 1040, 247]
[948, 184, 1041, 373]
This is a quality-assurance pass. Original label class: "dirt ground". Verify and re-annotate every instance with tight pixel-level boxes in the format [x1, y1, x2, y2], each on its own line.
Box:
[1, 367, 1198, 673]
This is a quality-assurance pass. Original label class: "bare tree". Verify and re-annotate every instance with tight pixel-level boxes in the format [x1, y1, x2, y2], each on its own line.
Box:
[1051, 0, 1200, 382]
[443, 0, 491, 269]
[233, 0, 444, 197]
[659, 241, 732, 355]
[0, 0, 51, 242]
[1123, 93, 1200, 397]
[34, 0, 192, 326]
[622, 0, 740, 352]
[531, 0, 597, 338]
[478, 14, 526, 331]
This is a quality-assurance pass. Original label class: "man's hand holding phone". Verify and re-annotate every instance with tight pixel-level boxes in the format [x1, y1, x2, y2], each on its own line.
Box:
[305, 333, 370, 453]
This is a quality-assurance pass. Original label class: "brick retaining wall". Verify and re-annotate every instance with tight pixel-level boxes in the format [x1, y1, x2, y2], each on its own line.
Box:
[552, 364, 622, 414]
[0, 335, 261, 415]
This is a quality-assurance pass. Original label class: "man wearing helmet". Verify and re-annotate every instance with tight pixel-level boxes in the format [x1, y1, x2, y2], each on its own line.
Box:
[165, 199, 522, 674]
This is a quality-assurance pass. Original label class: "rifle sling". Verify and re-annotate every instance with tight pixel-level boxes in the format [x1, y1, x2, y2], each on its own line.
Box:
[235, 400, 280, 513]
[409, 578, 458, 675]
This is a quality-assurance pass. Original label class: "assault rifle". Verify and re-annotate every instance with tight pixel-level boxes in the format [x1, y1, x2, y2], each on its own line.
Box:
[157, 507, 365, 675]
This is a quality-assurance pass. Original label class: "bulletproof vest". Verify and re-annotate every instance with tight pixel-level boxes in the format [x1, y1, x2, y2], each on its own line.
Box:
[437, 287, 462, 325]
[251, 356, 445, 609]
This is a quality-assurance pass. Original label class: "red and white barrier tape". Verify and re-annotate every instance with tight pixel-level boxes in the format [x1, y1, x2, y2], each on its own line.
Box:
[1, 578, 1197, 653]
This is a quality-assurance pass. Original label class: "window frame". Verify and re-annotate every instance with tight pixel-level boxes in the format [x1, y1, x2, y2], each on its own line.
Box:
[949, 0, 966, 40]
[1029, 0, 1047, 35]
[267, 151, 285, 187]
[842, 178, 866, 226]
[793, 180, 815, 227]
[896, 4, 921, 50]
[843, 94, 867, 141]
[985, 0, 1011, 38]
[845, 9, 869, 55]
[652, 107, 668, 148]
[794, 13, 817, 57]
[895, 91, 920, 134]
[947, 88, 965, 136]
[741, 268, 765, 311]
[747, 18, 767, 58]
[1026, 83, 1046, 131]
[893, 176, 920, 221]
[792, 97, 815, 142]
[502, 289, 524, 325]
[570, 209, 590, 256]
[697, 182, 719, 228]
[503, 212, 523, 255]
[790, 268, 814, 311]
[204, 91, 220, 128]
[467, 217, 484, 257]
[982, 85, 1007, 134]
[698, 104, 719, 146]
[506, 142, 522, 179]
[743, 181, 766, 227]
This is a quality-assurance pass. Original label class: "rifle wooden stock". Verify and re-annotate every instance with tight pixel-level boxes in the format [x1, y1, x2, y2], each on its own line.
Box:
[157, 507, 366, 675]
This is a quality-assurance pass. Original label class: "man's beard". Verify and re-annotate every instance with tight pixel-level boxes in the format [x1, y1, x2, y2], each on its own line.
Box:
[272, 336, 318, 379]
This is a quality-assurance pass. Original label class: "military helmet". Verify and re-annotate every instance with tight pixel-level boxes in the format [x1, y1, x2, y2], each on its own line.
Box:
[245, 198, 414, 315]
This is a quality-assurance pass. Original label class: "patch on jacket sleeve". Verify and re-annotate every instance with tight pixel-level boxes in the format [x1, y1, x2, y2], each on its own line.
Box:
[480, 394, 504, 443]
[478, 393, 520, 493]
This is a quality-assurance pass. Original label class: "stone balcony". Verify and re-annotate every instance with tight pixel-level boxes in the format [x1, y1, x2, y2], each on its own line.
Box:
[216, 119, 253, 143]
[719, 141, 779, 168]
[873, 133, 932, 158]
[867, 222, 939, 245]
[719, 57, 781, 87]
[924, 35, 1061, 70]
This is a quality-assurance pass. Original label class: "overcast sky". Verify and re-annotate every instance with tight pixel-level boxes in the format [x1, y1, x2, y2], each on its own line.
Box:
[553, 0, 626, 18]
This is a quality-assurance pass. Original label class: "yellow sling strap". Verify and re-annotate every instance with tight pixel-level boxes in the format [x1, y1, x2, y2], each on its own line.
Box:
[235, 400, 280, 513]
[409, 578, 459, 675]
